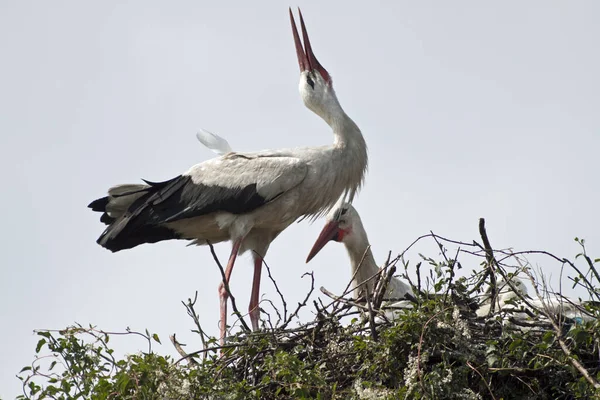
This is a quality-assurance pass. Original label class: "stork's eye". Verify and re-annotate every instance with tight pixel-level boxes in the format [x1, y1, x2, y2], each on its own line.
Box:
[340, 208, 348, 216]
[306, 75, 315, 89]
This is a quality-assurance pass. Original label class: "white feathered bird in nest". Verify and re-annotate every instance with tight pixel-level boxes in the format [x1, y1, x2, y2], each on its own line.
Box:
[476, 275, 596, 326]
[306, 202, 415, 320]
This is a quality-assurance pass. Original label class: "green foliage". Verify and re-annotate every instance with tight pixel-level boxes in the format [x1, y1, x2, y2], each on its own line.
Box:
[16, 237, 600, 399]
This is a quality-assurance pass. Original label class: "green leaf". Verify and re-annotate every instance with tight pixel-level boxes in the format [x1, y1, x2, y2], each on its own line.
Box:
[35, 338, 46, 353]
[19, 366, 32, 373]
[37, 331, 51, 339]
[152, 333, 161, 344]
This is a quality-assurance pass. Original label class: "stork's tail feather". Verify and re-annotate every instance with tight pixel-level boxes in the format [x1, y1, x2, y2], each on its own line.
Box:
[88, 184, 150, 225]
[89, 179, 183, 252]
[88, 197, 109, 212]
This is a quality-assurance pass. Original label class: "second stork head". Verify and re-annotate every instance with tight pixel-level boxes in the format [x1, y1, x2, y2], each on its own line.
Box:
[306, 202, 367, 262]
[290, 9, 342, 125]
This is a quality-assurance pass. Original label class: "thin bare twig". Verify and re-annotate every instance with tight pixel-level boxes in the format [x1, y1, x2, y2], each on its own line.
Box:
[523, 269, 600, 390]
[320, 287, 373, 313]
[364, 286, 378, 341]
[281, 272, 315, 329]
[182, 292, 209, 359]
[261, 255, 287, 323]
[373, 264, 396, 309]
[208, 242, 251, 333]
[467, 361, 497, 400]
[478, 218, 498, 314]
[334, 245, 372, 313]
[170, 334, 198, 365]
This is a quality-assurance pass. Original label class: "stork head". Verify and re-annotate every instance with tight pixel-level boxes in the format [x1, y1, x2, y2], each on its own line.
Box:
[289, 9, 339, 123]
[306, 203, 365, 263]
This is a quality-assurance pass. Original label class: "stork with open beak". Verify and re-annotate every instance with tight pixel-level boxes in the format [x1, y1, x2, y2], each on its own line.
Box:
[88, 9, 368, 345]
[306, 203, 412, 303]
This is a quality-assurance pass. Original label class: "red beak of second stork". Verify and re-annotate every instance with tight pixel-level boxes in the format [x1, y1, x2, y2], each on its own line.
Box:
[289, 8, 331, 85]
[306, 220, 345, 262]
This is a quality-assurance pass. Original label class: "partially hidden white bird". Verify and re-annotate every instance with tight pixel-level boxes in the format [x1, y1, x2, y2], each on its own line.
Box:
[88, 9, 368, 345]
[306, 203, 413, 312]
[476, 276, 595, 325]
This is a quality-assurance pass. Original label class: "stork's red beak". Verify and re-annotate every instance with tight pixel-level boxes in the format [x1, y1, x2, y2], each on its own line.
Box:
[289, 8, 331, 84]
[306, 220, 342, 263]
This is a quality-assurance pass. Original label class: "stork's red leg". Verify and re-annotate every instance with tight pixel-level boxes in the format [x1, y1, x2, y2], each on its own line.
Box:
[248, 254, 263, 331]
[218, 238, 243, 346]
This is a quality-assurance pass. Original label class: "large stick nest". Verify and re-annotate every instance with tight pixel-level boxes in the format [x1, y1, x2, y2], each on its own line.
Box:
[18, 219, 600, 399]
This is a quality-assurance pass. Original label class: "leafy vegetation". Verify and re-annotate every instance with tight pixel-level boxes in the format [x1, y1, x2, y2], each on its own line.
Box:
[16, 221, 600, 399]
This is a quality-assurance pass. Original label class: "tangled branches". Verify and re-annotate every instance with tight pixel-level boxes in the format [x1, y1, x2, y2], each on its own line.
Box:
[17, 219, 600, 399]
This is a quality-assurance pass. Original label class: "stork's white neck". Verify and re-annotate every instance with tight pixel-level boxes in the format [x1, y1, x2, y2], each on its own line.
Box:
[344, 219, 413, 301]
[297, 82, 368, 219]
[321, 93, 368, 203]
[319, 94, 362, 147]
[346, 242, 379, 298]
[343, 217, 379, 298]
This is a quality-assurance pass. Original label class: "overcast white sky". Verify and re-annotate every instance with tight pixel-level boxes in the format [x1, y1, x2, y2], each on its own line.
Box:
[1, 1, 599, 397]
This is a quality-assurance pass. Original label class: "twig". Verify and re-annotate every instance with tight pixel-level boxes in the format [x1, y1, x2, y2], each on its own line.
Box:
[524, 269, 600, 390]
[261, 255, 288, 323]
[170, 334, 198, 365]
[208, 242, 251, 333]
[175, 343, 249, 364]
[431, 231, 456, 304]
[335, 245, 372, 312]
[373, 264, 396, 309]
[416, 261, 422, 295]
[478, 218, 498, 314]
[467, 361, 497, 400]
[281, 272, 315, 329]
[417, 309, 448, 394]
[260, 298, 281, 328]
[364, 286, 378, 341]
[320, 287, 373, 313]
[182, 292, 209, 359]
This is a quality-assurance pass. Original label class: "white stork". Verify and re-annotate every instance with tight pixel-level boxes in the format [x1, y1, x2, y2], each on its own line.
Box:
[476, 276, 595, 325]
[88, 9, 368, 344]
[306, 203, 413, 304]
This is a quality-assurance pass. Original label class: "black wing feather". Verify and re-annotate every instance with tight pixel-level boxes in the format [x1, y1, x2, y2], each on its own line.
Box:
[90, 175, 271, 252]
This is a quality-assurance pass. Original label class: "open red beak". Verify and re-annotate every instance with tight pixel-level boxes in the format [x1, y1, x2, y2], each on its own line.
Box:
[289, 8, 331, 84]
[306, 220, 341, 263]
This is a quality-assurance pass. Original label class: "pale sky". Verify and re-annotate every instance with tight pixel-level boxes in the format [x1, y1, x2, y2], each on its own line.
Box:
[1, 1, 599, 397]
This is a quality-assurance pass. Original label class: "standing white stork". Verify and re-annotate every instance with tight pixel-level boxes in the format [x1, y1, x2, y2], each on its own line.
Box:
[306, 203, 413, 304]
[88, 9, 368, 344]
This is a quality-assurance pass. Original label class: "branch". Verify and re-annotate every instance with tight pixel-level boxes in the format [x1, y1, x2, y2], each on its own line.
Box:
[182, 292, 208, 359]
[479, 218, 498, 314]
[208, 242, 251, 333]
[281, 272, 314, 329]
[261, 256, 287, 324]
[364, 286, 378, 341]
[170, 334, 198, 365]
[524, 269, 600, 390]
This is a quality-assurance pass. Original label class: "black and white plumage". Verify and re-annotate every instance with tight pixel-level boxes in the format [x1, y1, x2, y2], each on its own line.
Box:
[89, 9, 368, 344]
[306, 203, 413, 317]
